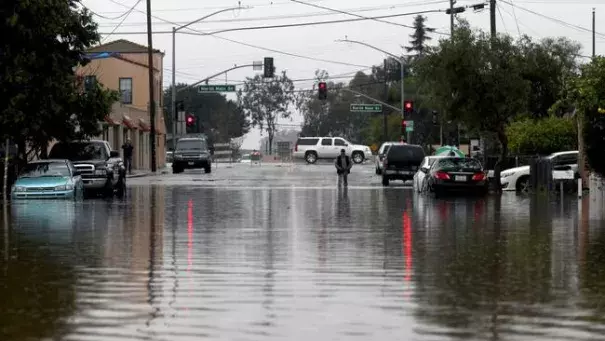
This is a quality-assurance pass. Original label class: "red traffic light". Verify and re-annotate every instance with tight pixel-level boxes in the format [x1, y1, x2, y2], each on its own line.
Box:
[186, 114, 195, 125]
[318, 82, 326, 89]
[404, 100, 413, 112]
[401, 119, 407, 127]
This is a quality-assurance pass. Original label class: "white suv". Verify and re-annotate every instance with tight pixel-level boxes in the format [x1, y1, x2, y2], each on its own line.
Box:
[293, 137, 372, 164]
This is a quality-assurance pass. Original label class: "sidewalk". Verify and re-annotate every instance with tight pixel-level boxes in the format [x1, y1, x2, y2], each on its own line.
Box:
[126, 166, 170, 178]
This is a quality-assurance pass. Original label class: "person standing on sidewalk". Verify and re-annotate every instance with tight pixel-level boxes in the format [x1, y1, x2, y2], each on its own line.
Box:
[335, 149, 352, 186]
[121, 138, 134, 175]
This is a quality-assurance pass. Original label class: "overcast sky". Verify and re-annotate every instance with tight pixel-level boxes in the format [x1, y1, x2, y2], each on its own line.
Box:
[83, 0, 604, 149]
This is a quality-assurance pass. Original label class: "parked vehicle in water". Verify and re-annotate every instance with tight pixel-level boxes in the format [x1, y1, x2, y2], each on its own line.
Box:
[499, 151, 578, 192]
[413, 155, 446, 193]
[374, 142, 398, 175]
[293, 137, 372, 164]
[47, 140, 126, 198]
[11, 159, 84, 200]
[426, 157, 488, 197]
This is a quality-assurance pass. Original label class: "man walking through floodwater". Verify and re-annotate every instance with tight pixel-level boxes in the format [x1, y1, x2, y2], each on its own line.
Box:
[121, 138, 134, 175]
[335, 149, 352, 186]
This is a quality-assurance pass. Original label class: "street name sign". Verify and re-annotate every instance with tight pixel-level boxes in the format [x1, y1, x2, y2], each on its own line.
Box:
[350, 104, 382, 112]
[405, 120, 414, 132]
[198, 85, 236, 93]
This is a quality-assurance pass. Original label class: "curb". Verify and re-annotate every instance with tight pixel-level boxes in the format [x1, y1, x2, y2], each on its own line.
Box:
[127, 169, 170, 178]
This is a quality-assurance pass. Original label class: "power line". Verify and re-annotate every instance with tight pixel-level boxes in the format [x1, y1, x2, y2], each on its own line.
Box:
[94, 1, 449, 27]
[81, 3, 134, 20]
[288, 0, 450, 35]
[100, 0, 142, 43]
[103, 2, 375, 69]
[97, 8, 448, 36]
[499, 0, 605, 38]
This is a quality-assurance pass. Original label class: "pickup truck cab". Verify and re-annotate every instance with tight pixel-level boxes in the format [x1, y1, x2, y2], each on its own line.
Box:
[48, 140, 126, 198]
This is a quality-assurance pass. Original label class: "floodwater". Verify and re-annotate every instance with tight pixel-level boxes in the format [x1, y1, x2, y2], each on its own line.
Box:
[2, 184, 605, 341]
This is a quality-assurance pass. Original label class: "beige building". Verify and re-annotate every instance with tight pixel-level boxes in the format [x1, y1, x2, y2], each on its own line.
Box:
[76, 39, 167, 170]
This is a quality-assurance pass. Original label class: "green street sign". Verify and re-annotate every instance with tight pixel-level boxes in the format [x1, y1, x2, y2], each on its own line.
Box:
[405, 120, 414, 132]
[350, 104, 382, 112]
[198, 84, 236, 92]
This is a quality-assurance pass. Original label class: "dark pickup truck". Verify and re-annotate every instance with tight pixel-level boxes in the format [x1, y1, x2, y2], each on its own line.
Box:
[48, 140, 126, 198]
[381, 144, 425, 186]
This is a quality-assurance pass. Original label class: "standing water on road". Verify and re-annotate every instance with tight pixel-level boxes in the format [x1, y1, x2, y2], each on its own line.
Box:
[2, 181, 605, 340]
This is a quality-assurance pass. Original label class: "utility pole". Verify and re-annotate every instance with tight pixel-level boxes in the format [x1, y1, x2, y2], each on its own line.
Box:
[145, 0, 157, 172]
[383, 59, 388, 142]
[450, 0, 455, 36]
[490, 0, 497, 38]
[593, 8, 596, 57]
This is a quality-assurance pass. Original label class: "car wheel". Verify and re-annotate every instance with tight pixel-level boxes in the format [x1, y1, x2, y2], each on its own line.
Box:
[515, 175, 530, 193]
[172, 165, 182, 174]
[382, 177, 389, 186]
[305, 151, 318, 164]
[375, 166, 382, 175]
[103, 181, 114, 198]
[204, 165, 211, 174]
[352, 151, 364, 164]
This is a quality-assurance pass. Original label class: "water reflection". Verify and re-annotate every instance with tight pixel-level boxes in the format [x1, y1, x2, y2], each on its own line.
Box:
[2, 187, 605, 340]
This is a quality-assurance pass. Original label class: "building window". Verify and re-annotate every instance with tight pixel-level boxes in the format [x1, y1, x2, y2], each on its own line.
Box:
[84, 75, 96, 91]
[119, 78, 133, 104]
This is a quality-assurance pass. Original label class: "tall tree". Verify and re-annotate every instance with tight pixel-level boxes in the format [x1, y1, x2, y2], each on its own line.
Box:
[404, 15, 435, 57]
[237, 71, 295, 154]
[416, 22, 530, 187]
[1, 0, 117, 159]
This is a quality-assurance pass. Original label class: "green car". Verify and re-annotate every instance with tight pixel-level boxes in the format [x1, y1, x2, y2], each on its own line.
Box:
[11, 159, 84, 200]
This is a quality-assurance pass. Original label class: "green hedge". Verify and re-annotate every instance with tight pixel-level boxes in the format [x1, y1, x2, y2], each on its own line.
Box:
[507, 116, 577, 155]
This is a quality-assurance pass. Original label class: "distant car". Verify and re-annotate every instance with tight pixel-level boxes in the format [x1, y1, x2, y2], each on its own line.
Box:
[172, 137, 212, 174]
[413, 155, 447, 193]
[375, 141, 399, 175]
[426, 157, 488, 197]
[500, 151, 578, 192]
[381, 144, 425, 186]
[240, 154, 251, 163]
[11, 159, 84, 200]
[293, 136, 372, 164]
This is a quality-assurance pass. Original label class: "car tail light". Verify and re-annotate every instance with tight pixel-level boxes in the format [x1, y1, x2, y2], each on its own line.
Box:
[294, 144, 298, 152]
[433, 171, 450, 180]
[472, 172, 486, 181]
[383, 158, 388, 166]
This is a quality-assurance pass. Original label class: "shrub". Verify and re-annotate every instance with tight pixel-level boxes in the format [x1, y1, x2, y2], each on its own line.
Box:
[507, 116, 577, 155]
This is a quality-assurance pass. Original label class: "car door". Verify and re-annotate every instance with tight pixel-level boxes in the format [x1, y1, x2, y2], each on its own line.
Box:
[333, 138, 348, 156]
[319, 138, 335, 158]
[552, 153, 578, 171]
[417, 158, 430, 191]
[68, 161, 83, 191]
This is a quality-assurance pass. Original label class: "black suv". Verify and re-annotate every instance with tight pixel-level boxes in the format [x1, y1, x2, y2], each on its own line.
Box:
[381, 144, 425, 186]
[172, 137, 212, 174]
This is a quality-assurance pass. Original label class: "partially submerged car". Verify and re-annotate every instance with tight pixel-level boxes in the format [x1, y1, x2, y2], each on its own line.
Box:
[11, 159, 84, 200]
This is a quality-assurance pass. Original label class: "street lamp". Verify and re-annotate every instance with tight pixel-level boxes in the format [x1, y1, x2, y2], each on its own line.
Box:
[171, 5, 250, 146]
[335, 38, 405, 118]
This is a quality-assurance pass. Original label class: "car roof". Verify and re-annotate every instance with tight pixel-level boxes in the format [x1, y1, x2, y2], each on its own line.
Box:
[549, 150, 578, 157]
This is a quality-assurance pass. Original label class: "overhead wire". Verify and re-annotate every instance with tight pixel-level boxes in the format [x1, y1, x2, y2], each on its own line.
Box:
[101, 2, 382, 68]
[499, 0, 605, 38]
[288, 0, 450, 36]
[97, 9, 448, 36]
[507, 0, 522, 35]
[100, 0, 142, 43]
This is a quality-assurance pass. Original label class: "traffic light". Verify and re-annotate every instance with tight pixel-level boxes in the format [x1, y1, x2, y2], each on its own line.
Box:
[186, 114, 195, 126]
[404, 100, 413, 114]
[263, 57, 274, 78]
[401, 119, 407, 135]
[432, 110, 438, 124]
[318, 82, 327, 100]
[175, 101, 184, 120]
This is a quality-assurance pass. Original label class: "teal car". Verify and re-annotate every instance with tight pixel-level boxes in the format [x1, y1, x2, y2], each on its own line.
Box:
[11, 159, 84, 200]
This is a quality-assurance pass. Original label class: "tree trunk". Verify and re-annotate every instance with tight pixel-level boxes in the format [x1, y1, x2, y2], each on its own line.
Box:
[268, 131, 274, 155]
[493, 126, 508, 193]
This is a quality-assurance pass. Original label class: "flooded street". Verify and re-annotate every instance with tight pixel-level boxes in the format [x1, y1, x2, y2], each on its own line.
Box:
[2, 164, 605, 340]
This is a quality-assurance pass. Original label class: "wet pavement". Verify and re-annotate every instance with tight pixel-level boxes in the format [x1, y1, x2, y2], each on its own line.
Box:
[2, 163, 605, 340]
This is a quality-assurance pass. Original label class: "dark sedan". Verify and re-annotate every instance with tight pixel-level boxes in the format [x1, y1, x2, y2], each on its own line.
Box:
[426, 157, 488, 196]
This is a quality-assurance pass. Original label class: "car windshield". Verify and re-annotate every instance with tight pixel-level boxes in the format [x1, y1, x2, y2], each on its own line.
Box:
[176, 140, 207, 151]
[19, 162, 70, 178]
[435, 158, 482, 172]
[49, 142, 107, 161]
[382, 144, 392, 154]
